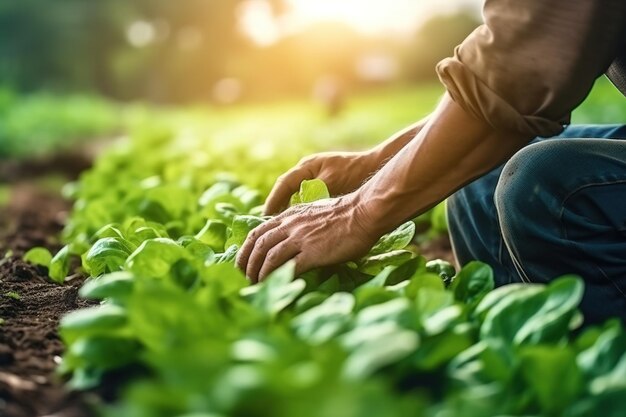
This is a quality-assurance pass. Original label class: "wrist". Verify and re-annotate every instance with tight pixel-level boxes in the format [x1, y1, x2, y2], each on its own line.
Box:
[349, 186, 401, 238]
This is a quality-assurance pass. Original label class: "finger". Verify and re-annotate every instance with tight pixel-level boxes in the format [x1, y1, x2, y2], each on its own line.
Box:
[246, 227, 289, 283]
[236, 218, 280, 273]
[258, 241, 301, 282]
[264, 168, 310, 215]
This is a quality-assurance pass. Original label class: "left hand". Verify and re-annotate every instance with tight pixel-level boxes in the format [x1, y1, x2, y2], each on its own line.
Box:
[236, 193, 378, 283]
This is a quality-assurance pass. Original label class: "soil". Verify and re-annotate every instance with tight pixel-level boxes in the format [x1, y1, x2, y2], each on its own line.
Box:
[0, 179, 98, 416]
[419, 234, 455, 266]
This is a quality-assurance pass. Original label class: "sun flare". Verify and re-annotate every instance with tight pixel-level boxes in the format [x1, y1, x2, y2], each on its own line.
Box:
[285, 0, 421, 35]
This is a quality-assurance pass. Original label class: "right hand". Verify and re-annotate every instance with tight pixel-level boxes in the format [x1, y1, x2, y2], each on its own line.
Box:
[263, 150, 383, 215]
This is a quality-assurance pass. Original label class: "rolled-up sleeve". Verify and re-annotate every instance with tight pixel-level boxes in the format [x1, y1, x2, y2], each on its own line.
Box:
[437, 0, 626, 137]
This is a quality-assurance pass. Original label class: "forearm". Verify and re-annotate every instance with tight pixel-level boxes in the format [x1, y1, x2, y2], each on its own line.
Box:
[370, 117, 429, 163]
[357, 94, 532, 235]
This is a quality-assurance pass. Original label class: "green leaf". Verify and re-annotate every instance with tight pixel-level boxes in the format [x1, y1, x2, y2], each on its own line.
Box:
[198, 182, 232, 206]
[247, 261, 304, 317]
[415, 288, 454, 322]
[425, 259, 455, 283]
[216, 244, 239, 264]
[355, 298, 411, 327]
[369, 221, 415, 255]
[84, 238, 135, 276]
[359, 266, 396, 288]
[66, 336, 140, 373]
[450, 261, 494, 306]
[225, 215, 265, 248]
[49, 245, 71, 283]
[195, 220, 228, 251]
[481, 276, 584, 356]
[201, 262, 248, 297]
[577, 323, 626, 381]
[23, 247, 53, 268]
[405, 271, 445, 300]
[180, 238, 215, 264]
[412, 326, 473, 370]
[422, 305, 463, 335]
[343, 328, 419, 380]
[292, 292, 355, 344]
[520, 346, 583, 414]
[61, 304, 128, 344]
[79, 272, 135, 302]
[94, 224, 126, 240]
[473, 283, 533, 321]
[358, 250, 414, 275]
[232, 185, 262, 209]
[294, 291, 329, 315]
[565, 387, 626, 417]
[355, 287, 399, 311]
[290, 179, 330, 205]
[125, 238, 189, 277]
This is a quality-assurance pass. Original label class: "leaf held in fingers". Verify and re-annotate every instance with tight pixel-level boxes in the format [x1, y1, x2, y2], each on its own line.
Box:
[290, 179, 330, 206]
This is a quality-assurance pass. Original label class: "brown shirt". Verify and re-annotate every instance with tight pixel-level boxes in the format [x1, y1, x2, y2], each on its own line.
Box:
[436, 0, 626, 137]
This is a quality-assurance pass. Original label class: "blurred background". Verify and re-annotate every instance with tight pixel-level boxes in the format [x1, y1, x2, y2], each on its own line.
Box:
[1, 0, 481, 101]
[0, 0, 624, 162]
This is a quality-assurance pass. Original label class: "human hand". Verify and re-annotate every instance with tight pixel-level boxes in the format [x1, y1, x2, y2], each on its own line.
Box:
[263, 150, 383, 215]
[236, 193, 379, 283]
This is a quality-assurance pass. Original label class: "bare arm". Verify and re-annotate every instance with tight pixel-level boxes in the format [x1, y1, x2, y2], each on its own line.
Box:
[357, 93, 531, 236]
[238, 94, 532, 282]
[369, 117, 428, 163]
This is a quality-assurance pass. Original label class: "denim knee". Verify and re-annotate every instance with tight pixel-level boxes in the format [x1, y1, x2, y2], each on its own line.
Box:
[494, 140, 583, 282]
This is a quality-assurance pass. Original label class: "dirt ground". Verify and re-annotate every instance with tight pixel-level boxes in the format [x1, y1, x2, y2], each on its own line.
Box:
[0, 148, 99, 416]
[0, 183, 100, 417]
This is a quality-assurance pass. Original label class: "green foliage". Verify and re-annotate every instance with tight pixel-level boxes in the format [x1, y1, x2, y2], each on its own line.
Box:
[37, 84, 626, 415]
[53, 177, 625, 416]
[0, 91, 120, 159]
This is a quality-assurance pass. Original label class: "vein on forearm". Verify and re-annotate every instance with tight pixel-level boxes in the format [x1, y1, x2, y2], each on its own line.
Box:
[360, 94, 531, 234]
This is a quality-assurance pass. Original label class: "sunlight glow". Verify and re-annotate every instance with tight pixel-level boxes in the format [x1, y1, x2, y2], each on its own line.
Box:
[238, 0, 281, 46]
[238, 0, 481, 46]
[284, 0, 480, 35]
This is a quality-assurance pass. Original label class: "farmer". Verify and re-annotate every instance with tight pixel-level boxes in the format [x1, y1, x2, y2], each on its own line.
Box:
[237, 1, 626, 325]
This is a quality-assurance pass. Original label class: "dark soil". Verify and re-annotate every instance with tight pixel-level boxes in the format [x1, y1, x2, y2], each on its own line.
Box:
[0, 149, 93, 184]
[0, 181, 97, 416]
[419, 234, 455, 266]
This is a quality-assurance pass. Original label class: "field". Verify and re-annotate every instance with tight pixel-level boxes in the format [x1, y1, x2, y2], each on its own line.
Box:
[1, 79, 626, 417]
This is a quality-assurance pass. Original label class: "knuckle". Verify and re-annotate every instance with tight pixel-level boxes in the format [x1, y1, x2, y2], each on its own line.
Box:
[248, 229, 259, 240]
[298, 155, 313, 165]
[266, 250, 277, 262]
[256, 235, 268, 248]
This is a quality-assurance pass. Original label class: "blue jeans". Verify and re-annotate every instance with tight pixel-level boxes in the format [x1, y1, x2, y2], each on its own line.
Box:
[447, 125, 626, 325]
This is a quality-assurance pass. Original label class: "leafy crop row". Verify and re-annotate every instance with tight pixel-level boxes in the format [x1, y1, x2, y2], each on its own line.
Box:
[24, 123, 626, 416]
